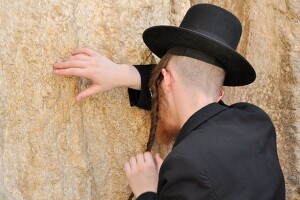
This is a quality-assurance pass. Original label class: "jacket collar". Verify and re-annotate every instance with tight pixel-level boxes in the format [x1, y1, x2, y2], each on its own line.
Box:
[173, 102, 228, 148]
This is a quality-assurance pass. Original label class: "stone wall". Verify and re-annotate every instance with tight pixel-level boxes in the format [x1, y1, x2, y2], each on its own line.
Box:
[0, 0, 299, 199]
[0, 0, 190, 199]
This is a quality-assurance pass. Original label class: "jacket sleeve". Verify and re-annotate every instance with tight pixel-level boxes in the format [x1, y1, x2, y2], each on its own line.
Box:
[127, 64, 155, 110]
[158, 153, 217, 200]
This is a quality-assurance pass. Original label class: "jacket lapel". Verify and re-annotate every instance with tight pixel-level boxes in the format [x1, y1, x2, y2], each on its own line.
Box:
[173, 102, 228, 148]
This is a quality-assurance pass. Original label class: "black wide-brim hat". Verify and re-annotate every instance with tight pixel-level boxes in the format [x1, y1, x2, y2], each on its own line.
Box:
[143, 4, 256, 86]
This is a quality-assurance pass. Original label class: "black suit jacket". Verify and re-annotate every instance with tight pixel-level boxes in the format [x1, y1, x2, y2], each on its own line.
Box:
[128, 65, 285, 200]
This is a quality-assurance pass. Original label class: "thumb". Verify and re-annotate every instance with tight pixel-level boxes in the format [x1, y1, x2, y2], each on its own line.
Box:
[76, 84, 101, 101]
[155, 153, 163, 171]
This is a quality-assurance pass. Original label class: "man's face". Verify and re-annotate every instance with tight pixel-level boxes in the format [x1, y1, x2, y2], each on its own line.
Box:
[156, 81, 181, 145]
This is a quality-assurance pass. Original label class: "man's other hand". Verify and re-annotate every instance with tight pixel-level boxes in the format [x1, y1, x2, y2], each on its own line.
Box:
[53, 48, 141, 101]
[124, 152, 163, 198]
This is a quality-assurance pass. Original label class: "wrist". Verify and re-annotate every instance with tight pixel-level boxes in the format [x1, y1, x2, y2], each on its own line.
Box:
[121, 64, 141, 90]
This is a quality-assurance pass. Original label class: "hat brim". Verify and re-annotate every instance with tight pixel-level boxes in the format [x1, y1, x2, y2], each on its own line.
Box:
[143, 26, 256, 86]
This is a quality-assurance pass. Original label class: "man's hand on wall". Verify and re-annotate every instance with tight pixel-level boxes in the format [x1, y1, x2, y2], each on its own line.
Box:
[124, 152, 163, 198]
[53, 48, 141, 101]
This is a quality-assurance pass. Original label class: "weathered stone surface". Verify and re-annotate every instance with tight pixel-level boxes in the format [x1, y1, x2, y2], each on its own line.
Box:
[191, 0, 300, 199]
[0, 0, 299, 200]
[0, 0, 190, 199]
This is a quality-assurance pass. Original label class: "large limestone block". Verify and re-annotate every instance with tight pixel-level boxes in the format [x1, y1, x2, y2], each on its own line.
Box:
[0, 0, 190, 199]
[191, 0, 300, 199]
[1, 0, 299, 199]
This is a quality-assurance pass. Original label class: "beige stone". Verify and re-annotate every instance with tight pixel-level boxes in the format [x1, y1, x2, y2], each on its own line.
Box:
[0, 0, 190, 199]
[0, 0, 299, 199]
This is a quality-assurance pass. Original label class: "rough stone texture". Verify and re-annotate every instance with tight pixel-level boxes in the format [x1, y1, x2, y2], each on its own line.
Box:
[190, 0, 300, 199]
[0, 0, 190, 199]
[0, 0, 299, 200]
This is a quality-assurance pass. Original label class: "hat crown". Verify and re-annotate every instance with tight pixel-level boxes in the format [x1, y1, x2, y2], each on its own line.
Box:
[142, 4, 256, 86]
[180, 4, 242, 49]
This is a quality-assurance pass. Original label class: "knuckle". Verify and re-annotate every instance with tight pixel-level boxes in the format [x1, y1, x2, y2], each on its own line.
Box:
[89, 59, 98, 67]
[145, 162, 155, 169]
[91, 57, 101, 66]
[136, 165, 144, 172]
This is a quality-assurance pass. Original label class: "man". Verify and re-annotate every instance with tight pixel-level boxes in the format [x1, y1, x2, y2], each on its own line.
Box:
[53, 4, 285, 200]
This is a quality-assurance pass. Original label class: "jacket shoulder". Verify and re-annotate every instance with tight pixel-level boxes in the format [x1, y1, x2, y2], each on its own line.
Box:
[229, 102, 272, 119]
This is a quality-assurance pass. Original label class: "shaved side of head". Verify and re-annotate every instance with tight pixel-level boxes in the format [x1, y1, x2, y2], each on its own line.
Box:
[169, 55, 225, 99]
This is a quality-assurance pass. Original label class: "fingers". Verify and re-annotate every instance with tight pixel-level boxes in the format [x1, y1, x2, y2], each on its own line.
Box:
[72, 48, 100, 56]
[124, 152, 159, 198]
[53, 60, 87, 69]
[76, 85, 102, 101]
[144, 152, 155, 165]
[54, 68, 86, 77]
[136, 153, 145, 165]
[63, 54, 90, 62]
[125, 152, 156, 172]
[129, 156, 138, 171]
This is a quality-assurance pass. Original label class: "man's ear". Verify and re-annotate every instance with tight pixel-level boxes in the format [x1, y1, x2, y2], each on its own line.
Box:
[217, 87, 225, 102]
[161, 68, 173, 92]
